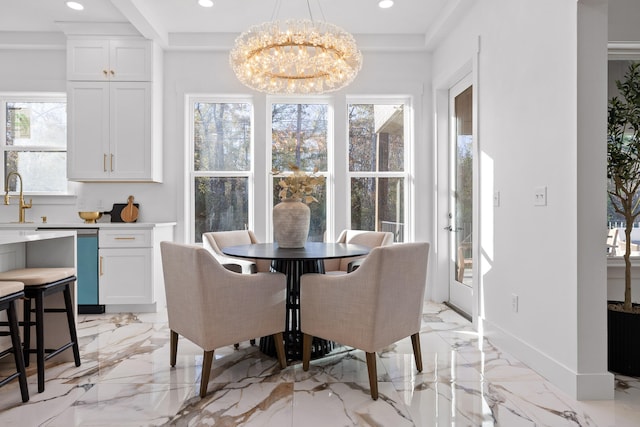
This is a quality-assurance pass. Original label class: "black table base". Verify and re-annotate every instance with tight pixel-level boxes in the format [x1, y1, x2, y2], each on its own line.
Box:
[259, 259, 334, 361]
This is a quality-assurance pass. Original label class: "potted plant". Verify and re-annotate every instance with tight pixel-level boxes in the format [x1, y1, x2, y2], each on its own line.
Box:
[607, 61, 640, 376]
[271, 164, 325, 248]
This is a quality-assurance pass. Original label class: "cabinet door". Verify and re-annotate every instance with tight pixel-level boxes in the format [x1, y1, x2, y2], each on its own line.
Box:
[67, 39, 110, 81]
[67, 82, 111, 181]
[99, 248, 152, 305]
[110, 82, 152, 180]
[109, 40, 152, 81]
[67, 39, 151, 81]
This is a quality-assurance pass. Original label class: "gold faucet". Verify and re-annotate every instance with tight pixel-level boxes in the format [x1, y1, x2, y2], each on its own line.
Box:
[4, 171, 32, 223]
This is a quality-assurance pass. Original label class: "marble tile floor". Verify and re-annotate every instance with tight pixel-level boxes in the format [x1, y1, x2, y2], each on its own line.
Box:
[0, 301, 638, 426]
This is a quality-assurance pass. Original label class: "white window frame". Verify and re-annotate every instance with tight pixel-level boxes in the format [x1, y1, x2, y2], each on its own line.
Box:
[345, 96, 414, 242]
[0, 92, 73, 197]
[186, 94, 255, 243]
[267, 96, 334, 241]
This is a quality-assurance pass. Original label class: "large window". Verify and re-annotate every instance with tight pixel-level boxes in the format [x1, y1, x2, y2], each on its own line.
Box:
[271, 102, 329, 242]
[190, 98, 253, 242]
[348, 101, 408, 242]
[1, 94, 67, 193]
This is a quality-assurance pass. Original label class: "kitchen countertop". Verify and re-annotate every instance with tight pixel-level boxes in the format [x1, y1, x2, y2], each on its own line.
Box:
[0, 222, 176, 229]
[0, 229, 77, 244]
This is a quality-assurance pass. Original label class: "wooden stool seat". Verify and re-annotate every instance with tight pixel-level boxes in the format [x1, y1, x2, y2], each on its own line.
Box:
[0, 268, 80, 393]
[0, 281, 29, 402]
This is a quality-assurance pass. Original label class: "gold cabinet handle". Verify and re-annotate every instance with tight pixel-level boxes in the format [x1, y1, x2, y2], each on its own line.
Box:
[111, 154, 114, 172]
[103, 70, 108, 77]
[103, 154, 107, 172]
[110, 70, 115, 76]
[99, 256, 103, 276]
[114, 237, 136, 240]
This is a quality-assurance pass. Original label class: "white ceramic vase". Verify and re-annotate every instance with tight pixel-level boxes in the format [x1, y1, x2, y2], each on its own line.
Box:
[273, 198, 310, 248]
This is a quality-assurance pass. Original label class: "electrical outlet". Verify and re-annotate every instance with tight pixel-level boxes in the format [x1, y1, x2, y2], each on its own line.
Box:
[493, 191, 500, 207]
[534, 186, 547, 206]
[511, 294, 519, 312]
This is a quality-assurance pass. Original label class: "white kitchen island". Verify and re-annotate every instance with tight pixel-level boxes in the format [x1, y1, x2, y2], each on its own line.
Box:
[0, 230, 77, 363]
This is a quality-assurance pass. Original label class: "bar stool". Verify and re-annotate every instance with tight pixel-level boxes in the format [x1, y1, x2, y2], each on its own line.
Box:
[0, 281, 29, 402]
[0, 268, 80, 393]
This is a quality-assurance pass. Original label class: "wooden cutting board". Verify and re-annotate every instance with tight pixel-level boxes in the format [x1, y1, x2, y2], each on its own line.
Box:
[120, 195, 139, 223]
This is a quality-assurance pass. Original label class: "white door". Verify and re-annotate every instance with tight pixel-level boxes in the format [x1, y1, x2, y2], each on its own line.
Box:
[447, 77, 474, 316]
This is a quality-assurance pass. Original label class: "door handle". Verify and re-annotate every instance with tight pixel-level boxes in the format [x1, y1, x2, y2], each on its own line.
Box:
[99, 256, 103, 276]
[443, 225, 452, 231]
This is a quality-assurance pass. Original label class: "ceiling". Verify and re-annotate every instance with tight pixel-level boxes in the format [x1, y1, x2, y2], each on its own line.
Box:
[0, 0, 471, 51]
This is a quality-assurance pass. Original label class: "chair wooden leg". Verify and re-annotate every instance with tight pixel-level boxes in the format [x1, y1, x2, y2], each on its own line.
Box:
[170, 330, 178, 367]
[365, 352, 378, 400]
[302, 333, 312, 371]
[411, 333, 423, 372]
[200, 350, 214, 398]
[272, 332, 287, 369]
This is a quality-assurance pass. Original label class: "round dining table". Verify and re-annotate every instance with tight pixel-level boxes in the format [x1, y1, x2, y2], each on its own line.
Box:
[222, 242, 370, 361]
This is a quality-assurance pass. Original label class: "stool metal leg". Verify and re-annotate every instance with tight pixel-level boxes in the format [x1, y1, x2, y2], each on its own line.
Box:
[22, 298, 31, 367]
[35, 290, 45, 393]
[7, 299, 29, 402]
[63, 284, 81, 366]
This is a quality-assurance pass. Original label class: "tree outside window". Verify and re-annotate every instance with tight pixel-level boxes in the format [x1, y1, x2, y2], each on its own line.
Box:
[2, 96, 67, 193]
[271, 103, 328, 242]
[192, 100, 252, 242]
[348, 102, 406, 241]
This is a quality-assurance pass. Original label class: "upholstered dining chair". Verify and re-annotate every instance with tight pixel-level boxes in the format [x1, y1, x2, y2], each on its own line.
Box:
[202, 230, 272, 274]
[300, 242, 430, 400]
[323, 229, 394, 273]
[160, 242, 288, 398]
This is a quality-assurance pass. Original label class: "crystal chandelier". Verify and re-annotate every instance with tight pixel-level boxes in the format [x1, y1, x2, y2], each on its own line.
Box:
[229, 5, 362, 94]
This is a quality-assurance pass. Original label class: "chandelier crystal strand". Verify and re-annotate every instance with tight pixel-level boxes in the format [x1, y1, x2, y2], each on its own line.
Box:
[229, 19, 362, 94]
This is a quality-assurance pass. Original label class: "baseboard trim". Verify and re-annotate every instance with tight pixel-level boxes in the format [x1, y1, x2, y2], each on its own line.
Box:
[480, 318, 614, 400]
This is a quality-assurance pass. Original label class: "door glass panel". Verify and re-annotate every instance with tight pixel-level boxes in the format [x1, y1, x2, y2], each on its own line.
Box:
[454, 86, 473, 286]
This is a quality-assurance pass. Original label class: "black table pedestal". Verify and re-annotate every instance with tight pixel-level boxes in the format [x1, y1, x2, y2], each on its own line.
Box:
[259, 259, 334, 361]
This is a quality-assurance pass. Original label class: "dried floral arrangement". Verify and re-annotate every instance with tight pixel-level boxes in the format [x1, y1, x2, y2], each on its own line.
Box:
[272, 163, 326, 204]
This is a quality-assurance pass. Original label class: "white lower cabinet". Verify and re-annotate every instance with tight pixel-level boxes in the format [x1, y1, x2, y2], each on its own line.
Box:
[98, 225, 173, 311]
[99, 247, 152, 305]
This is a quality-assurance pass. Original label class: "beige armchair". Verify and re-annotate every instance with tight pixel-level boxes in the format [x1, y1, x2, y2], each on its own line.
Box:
[300, 242, 430, 400]
[160, 242, 287, 398]
[202, 230, 272, 273]
[323, 229, 394, 273]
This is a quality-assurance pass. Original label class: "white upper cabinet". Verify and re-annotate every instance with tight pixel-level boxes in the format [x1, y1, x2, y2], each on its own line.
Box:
[66, 37, 162, 182]
[67, 39, 152, 82]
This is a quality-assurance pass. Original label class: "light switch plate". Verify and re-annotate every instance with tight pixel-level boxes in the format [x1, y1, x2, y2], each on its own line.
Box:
[534, 186, 547, 206]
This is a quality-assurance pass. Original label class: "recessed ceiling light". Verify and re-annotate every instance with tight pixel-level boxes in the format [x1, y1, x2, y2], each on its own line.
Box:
[378, 0, 394, 8]
[66, 1, 84, 11]
[198, 0, 214, 7]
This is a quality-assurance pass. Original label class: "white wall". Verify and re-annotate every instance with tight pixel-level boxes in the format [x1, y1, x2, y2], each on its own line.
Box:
[0, 47, 177, 225]
[431, 0, 612, 400]
[0, 45, 433, 249]
[162, 50, 432, 245]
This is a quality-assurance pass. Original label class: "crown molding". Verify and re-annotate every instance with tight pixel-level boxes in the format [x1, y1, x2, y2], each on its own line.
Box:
[0, 31, 65, 50]
[166, 32, 427, 52]
[608, 42, 640, 59]
[55, 21, 141, 37]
